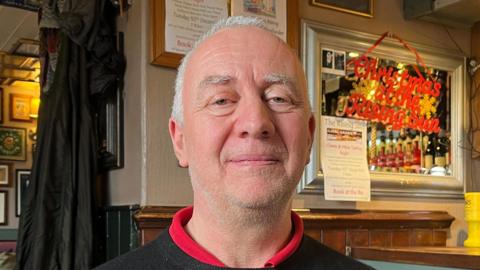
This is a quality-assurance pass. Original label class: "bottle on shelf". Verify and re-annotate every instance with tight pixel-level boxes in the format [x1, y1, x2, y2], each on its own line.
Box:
[377, 135, 386, 171]
[404, 141, 413, 173]
[434, 136, 446, 167]
[424, 134, 435, 171]
[411, 139, 421, 173]
[385, 132, 395, 172]
[395, 142, 404, 173]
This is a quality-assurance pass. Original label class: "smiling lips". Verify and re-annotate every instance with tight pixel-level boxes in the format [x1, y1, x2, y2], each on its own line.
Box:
[227, 154, 280, 166]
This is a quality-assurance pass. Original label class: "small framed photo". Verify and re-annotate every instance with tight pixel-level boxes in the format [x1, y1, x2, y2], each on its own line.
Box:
[322, 48, 346, 76]
[0, 127, 27, 161]
[322, 49, 334, 69]
[15, 169, 31, 217]
[0, 191, 7, 225]
[0, 163, 12, 187]
[9, 93, 32, 122]
[334, 51, 346, 71]
[311, 0, 374, 18]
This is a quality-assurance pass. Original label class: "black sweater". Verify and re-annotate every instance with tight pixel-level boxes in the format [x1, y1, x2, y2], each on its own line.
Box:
[95, 230, 374, 270]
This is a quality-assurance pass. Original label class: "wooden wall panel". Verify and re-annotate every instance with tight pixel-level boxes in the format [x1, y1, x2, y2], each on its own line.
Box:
[134, 207, 455, 253]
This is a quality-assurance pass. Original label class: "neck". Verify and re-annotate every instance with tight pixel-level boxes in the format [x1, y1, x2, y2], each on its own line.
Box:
[186, 201, 293, 268]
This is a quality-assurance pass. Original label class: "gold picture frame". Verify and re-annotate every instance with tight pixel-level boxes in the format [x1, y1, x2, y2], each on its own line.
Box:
[311, 0, 374, 18]
[0, 163, 12, 187]
[9, 93, 32, 122]
[150, 0, 299, 68]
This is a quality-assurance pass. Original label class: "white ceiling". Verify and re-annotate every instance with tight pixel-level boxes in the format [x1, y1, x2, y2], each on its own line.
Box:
[0, 5, 37, 52]
[0, 5, 39, 85]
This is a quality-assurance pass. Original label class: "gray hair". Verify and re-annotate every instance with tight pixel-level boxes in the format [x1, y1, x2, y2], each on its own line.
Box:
[171, 16, 268, 124]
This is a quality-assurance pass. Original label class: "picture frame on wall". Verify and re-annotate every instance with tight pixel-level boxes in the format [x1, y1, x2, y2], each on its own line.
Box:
[0, 191, 7, 225]
[9, 93, 32, 122]
[0, 126, 27, 161]
[150, 0, 299, 68]
[15, 169, 31, 217]
[311, 0, 374, 18]
[0, 163, 12, 187]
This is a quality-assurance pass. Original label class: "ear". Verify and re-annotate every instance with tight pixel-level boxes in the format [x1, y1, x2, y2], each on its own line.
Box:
[169, 117, 189, 167]
[305, 114, 316, 165]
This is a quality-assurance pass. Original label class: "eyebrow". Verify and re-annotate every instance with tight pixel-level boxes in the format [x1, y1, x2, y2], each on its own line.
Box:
[198, 75, 233, 89]
[264, 73, 299, 94]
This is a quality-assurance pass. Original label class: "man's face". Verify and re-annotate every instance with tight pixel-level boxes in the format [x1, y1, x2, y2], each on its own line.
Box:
[170, 27, 315, 209]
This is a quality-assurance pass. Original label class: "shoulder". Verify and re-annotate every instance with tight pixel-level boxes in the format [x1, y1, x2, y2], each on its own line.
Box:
[93, 231, 176, 270]
[279, 235, 375, 270]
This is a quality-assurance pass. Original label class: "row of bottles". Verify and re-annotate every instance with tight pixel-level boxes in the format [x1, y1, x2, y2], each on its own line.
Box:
[368, 131, 451, 175]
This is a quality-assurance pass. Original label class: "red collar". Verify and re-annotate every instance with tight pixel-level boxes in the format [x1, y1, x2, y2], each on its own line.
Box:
[168, 206, 304, 268]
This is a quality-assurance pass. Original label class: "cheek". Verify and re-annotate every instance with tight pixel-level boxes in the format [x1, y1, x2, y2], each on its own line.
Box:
[185, 119, 230, 162]
[276, 116, 311, 159]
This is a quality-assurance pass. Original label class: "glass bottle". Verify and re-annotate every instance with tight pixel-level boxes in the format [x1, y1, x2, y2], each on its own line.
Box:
[424, 134, 435, 171]
[434, 136, 446, 167]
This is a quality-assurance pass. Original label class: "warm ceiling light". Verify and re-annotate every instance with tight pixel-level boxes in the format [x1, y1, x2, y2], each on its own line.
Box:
[348, 52, 359, 58]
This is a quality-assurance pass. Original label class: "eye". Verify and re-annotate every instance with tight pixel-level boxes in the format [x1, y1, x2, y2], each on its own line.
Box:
[270, 96, 288, 104]
[213, 98, 229, 106]
[206, 94, 238, 116]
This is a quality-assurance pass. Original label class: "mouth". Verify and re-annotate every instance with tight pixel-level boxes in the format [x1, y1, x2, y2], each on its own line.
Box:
[227, 154, 280, 166]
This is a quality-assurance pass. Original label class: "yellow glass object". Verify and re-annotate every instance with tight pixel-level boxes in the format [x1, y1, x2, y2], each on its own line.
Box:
[465, 192, 480, 247]
[29, 97, 40, 118]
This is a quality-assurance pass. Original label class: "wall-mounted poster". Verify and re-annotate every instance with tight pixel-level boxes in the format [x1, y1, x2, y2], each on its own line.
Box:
[0, 127, 27, 161]
[231, 0, 287, 42]
[15, 169, 31, 216]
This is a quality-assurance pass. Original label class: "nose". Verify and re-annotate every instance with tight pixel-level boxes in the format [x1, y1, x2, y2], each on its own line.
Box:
[235, 98, 275, 139]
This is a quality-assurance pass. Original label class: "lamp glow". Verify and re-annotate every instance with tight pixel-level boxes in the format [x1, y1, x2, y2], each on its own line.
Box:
[29, 97, 40, 118]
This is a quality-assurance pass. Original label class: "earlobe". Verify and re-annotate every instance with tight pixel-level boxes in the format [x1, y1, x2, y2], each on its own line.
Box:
[306, 114, 316, 165]
[169, 117, 189, 167]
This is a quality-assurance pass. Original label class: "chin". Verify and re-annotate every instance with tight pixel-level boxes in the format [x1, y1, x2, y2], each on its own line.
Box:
[226, 186, 294, 210]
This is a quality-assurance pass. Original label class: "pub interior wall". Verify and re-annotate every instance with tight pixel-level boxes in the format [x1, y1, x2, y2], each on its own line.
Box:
[0, 84, 38, 229]
[109, 0, 474, 246]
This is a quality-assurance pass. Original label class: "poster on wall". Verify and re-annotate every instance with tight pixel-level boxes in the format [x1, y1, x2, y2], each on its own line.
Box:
[165, 0, 228, 54]
[230, 0, 287, 42]
[321, 116, 370, 201]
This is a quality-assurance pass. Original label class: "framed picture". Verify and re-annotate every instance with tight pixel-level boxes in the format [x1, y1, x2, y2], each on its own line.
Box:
[0, 191, 7, 225]
[9, 93, 32, 122]
[0, 127, 27, 161]
[0, 163, 12, 187]
[311, 0, 374, 18]
[150, 0, 299, 68]
[0, 88, 3, 123]
[15, 169, 31, 217]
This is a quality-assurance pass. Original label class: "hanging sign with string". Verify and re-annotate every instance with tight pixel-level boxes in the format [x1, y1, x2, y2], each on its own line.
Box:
[343, 32, 441, 133]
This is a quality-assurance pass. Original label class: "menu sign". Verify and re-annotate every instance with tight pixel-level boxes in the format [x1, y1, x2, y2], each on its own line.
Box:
[321, 116, 371, 201]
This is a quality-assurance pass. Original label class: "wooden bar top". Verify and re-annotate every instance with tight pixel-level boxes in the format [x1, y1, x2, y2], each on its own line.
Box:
[351, 246, 480, 269]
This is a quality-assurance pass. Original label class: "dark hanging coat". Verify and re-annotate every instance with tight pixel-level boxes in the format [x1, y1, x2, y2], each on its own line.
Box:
[16, 0, 124, 269]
